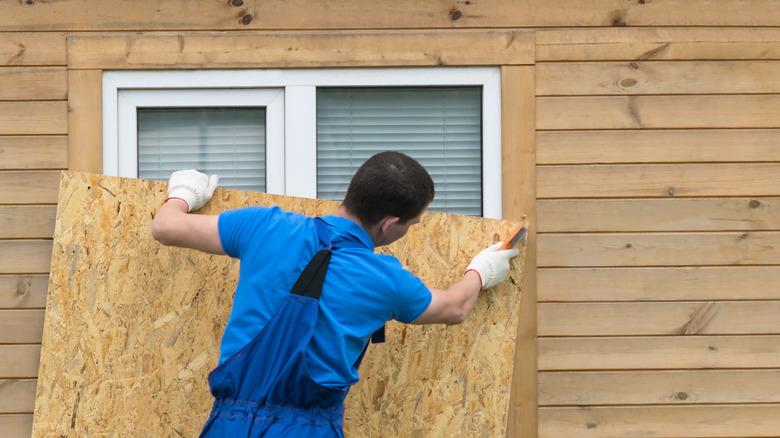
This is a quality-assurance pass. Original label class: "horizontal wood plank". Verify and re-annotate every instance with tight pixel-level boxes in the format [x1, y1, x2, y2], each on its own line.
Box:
[0, 67, 67, 101]
[537, 61, 780, 96]
[538, 266, 780, 302]
[0, 32, 66, 66]
[0, 171, 61, 204]
[0, 310, 45, 344]
[4, 1, 780, 31]
[538, 301, 780, 336]
[0, 241, 53, 274]
[539, 369, 780, 406]
[536, 27, 780, 61]
[0, 346, 41, 378]
[536, 129, 780, 164]
[0, 206, 57, 239]
[0, 136, 68, 169]
[537, 164, 780, 198]
[538, 232, 780, 267]
[0, 414, 33, 438]
[537, 95, 780, 130]
[537, 197, 780, 232]
[0, 102, 67, 135]
[539, 404, 780, 438]
[539, 336, 780, 371]
[68, 30, 534, 69]
[0, 275, 49, 309]
[0, 380, 36, 414]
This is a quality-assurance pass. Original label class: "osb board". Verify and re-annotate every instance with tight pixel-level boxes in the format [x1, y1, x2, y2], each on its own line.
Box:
[33, 171, 526, 437]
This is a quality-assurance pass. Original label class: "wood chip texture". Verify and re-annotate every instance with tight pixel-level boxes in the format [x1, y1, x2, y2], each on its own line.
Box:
[33, 171, 525, 437]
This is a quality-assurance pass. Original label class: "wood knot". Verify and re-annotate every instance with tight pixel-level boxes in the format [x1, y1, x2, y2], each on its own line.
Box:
[676, 392, 688, 400]
[450, 9, 462, 21]
[16, 276, 31, 296]
[625, 243, 632, 249]
[586, 422, 597, 429]
[667, 187, 675, 196]
[620, 78, 638, 88]
[231, 0, 243, 5]
[240, 14, 253, 25]
[749, 199, 761, 208]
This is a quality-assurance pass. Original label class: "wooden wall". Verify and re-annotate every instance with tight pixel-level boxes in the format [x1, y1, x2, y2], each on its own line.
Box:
[1, 1, 778, 436]
[534, 28, 780, 437]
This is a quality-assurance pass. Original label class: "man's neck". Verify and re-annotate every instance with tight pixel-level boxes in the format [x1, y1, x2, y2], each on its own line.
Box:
[334, 205, 381, 245]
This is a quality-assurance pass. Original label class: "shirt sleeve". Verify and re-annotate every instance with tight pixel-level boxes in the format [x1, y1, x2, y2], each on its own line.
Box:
[218, 206, 273, 259]
[393, 268, 432, 324]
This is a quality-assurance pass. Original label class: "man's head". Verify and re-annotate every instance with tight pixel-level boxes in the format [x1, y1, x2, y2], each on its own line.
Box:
[341, 151, 435, 232]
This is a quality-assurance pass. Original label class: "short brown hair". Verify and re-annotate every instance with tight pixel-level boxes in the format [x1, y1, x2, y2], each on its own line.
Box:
[341, 151, 435, 226]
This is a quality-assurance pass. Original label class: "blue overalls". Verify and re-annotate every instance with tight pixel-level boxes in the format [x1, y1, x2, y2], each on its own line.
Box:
[199, 218, 380, 437]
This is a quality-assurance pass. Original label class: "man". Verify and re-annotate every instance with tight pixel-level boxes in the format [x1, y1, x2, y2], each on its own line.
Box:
[152, 151, 519, 437]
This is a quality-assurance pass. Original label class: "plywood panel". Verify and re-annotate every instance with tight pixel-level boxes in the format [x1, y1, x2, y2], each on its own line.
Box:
[0, 67, 67, 101]
[538, 266, 780, 302]
[0, 414, 33, 438]
[537, 129, 780, 164]
[0, 33, 67, 66]
[537, 61, 780, 95]
[538, 232, 780, 267]
[0, 275, 49, 309]
[538, 301, 780, 337]
[3, 0, 778, 31]
[538, 369, 780, 406]
[537, 95, 780, 130]
[0, 102, 67, 135]
[536, 27, 780, 61]
[538, 336, 780, 371]
[538, 404, 780, 438]
[0, 136, 68, 169]
[537, 164, 780, 198]
[67, 30, 534, 69]
[33, 172, 525, 437]
[0, 206, 57, 239]
[0, 310, 45, 343]
[0, 171, 61, 204]
[0, 345, 41, 378]
[0, 241, 53, 274]
[537, 198, 780, 232]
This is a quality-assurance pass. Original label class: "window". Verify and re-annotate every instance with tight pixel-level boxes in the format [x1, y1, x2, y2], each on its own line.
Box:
[103, 68, 501, 218]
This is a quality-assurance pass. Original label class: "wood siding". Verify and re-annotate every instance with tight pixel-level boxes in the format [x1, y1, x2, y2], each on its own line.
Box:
[1, 1, 778, 436]
[535, 27, 780, 438]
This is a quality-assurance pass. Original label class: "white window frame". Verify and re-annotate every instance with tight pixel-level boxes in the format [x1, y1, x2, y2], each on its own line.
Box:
[103, 68, 502, 218]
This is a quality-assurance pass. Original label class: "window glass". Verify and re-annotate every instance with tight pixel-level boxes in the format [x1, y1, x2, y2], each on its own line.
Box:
[317, 87, 482, 216]
[137, 107, 266, 192]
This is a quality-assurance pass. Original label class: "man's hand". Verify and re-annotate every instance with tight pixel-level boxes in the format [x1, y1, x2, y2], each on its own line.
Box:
[166, 169, 219, 212]
[466, 242, 520, 289]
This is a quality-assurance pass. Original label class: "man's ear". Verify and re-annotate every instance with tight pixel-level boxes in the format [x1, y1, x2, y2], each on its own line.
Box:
[378, 216, 401, 234]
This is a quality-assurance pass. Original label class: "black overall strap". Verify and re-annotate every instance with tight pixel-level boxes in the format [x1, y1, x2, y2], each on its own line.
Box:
[290, 218, 332, 300]
[291, 218, 385, 343]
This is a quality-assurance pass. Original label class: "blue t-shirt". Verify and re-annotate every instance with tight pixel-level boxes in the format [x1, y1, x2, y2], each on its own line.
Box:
[217, 206, 432, 386]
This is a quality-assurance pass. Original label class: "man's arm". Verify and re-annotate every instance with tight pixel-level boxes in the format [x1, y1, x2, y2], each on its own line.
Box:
[412, 242, 520, 325]
[151, 169, 225, 255]
[152, 199, 225, 255]
[411, 270, 482, 325]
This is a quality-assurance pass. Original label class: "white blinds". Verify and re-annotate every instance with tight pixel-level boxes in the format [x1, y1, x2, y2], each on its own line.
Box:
[137, 107, 266, 192]
[316, 87, 482, 216]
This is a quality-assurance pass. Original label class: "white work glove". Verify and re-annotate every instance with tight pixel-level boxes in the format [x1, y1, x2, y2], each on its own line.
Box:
[166, 169, 219, 212]
[466, 242, 520, 289]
